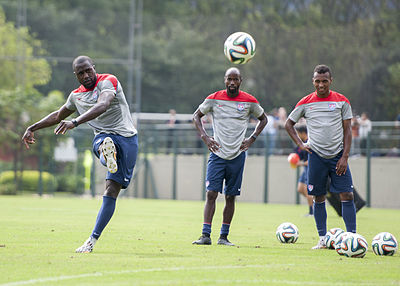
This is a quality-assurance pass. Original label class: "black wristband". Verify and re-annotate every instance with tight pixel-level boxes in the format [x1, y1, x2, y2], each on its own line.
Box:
[251, 134, 257, 140]
[72, 119, 79, 127]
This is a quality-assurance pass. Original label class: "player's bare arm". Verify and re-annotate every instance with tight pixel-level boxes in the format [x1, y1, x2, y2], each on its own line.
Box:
[285, 118, 311, 153]
[54, 90, 115, 135]
[22, 105, 74, 149]
[336, 119, 352, 176]
[240, 112, 268, 151]
[192, 108, 220, 153]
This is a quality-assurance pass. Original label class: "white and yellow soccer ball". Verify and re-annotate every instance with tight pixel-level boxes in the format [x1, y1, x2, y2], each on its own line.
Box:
[324, 228, 345, 249]
[340, 233, 368, 258]
[223, 32, 256, 64]
[372, 232, 398, 256]
[276, 222, 299, 243]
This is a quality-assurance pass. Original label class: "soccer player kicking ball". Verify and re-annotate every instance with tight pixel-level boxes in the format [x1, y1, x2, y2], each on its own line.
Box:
[285, 65, 357, 249]
[22, 55, 138, 253]
[192, 67, 267, 246]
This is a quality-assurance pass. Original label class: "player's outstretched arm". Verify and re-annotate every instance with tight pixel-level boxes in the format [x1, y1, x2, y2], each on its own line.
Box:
[22, 105, 75, 149]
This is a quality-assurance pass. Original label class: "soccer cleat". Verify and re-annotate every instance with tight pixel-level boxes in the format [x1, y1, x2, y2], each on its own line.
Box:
[312, 237, 327, 249]
[75, 236, 97, 253]
[217, 237, 235, 246]
[102, 137, 117, 173]
[192, 235, 212, 245]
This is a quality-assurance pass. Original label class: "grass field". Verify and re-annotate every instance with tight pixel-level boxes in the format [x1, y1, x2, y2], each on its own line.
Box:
[0, 196, 399, 286]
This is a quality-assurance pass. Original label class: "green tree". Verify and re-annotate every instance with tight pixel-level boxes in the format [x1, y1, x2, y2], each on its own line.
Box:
[0, 7, 53, 191]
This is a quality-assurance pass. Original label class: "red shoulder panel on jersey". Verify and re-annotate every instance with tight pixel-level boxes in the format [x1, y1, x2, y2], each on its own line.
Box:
[206, 90, 259, 103]
[72, 73, 118, 93]
[295, 91, 350, 107]
[97, 74, 118, 91]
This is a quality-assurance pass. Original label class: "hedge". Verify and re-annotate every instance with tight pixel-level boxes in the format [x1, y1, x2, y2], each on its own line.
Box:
[0, 170, 58, 194]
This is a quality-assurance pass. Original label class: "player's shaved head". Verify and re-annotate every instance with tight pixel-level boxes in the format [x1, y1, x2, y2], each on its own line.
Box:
[225, 67, 241, 78]
[72, 55, 94, 70]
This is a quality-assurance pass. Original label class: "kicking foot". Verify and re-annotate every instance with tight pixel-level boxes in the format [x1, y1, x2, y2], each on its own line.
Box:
[102, 137, 117, 173]
[75, 237, 97, 253]
[217, 237, 235, 246]
[192, 235, 211, 245]
[311, 237, 327, 249]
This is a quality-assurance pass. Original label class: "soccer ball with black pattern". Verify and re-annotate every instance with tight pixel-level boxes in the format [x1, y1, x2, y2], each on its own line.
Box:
[334, 232, 353, 256]
[340, 233, 368, 258]
[223, 32, 256, 64]
[372, 232, 398, 256]
[276, 222, 299, 243]
[324, 228, 344, 249]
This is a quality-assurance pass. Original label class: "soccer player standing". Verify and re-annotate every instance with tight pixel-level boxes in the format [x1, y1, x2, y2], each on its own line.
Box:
[192, 67, 267, 246]
[22, 55, 138, 253]
[285, 65, 356, 249]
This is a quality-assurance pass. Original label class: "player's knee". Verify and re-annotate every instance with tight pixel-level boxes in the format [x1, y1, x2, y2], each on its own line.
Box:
[314, 195, 325, 203]
[206, 190, 218, 201]
[340, 192, 354, 201]
[225, 195, 235, 204]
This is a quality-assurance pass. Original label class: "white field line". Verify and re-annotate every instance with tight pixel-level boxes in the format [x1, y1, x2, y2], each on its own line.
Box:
[0, 264, 382, 286]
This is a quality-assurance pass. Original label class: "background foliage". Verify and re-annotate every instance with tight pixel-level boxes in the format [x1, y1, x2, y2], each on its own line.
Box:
[0, 0, 399, 119]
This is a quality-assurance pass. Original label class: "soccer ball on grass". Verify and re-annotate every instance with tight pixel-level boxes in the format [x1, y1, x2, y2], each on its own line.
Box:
[339, 233, 368, 258]
[371, 232, 398, 256]
[324, 228, 344, 249]
[334, 232, 353, 256]
[223, 32, 256, 64]
[276, 222, 299, 243]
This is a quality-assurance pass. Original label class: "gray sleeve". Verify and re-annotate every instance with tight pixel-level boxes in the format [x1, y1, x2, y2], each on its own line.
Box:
[199, 99, 213, 114]
[250, 103, 264, 118]
[342, 102, 353, 120]
[288, 105, 304, 123]
[98, 79, 117, 95]
[65, 92, 76, 111]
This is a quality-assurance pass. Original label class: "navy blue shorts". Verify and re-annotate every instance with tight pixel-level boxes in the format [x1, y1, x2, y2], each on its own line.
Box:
[299, 166, 308, 184]
[307, 150, 354, 196]
[205, 152, 246, 196]
[92, 133, 138, 189]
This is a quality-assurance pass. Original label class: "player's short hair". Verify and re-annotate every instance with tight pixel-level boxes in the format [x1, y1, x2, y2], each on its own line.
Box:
[295, 125, 307, 134]
[72, 55, 94, 70]
[313, 64, 332, 78]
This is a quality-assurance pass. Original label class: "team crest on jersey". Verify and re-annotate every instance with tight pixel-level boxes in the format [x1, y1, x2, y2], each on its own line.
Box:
[237, 103, 245, 111]
[328, 103, 336, 111]
[308, 184, 314, 192]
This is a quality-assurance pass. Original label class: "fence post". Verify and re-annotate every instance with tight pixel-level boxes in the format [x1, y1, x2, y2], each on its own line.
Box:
[90, 152, 96, 197]
[172, 129, 177, 200]
[38, 140, 43, 196]
[264, 132, 269, 203]
[202, 145, 208, 201]
[366, 131, 371, 207]
[295, 166, 300, 204]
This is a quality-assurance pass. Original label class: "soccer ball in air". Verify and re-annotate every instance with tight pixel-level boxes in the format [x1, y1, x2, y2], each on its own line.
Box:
[224, 32, 256, 64]
[276, 222, 299, 243]
[334, 232, 352, 256]
[340, 233, 368, 258]
[324, 228, 344, 249]
[371, 232, 398, 256]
